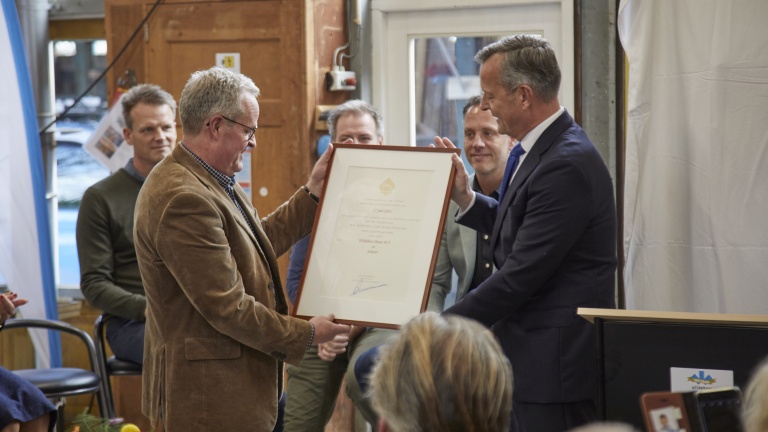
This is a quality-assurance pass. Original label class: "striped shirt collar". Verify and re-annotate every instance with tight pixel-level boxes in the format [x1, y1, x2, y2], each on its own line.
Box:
[180, 142, 235, 190]
[179, 142, 258, 239]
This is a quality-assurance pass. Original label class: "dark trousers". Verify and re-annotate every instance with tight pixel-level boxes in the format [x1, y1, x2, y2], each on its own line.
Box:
[512, 399, 597, 432]
[105, 316, 145, 365]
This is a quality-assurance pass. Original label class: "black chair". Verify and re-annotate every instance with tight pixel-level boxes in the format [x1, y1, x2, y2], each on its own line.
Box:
[94, 314, 142, 419]
[2, 318, 110, 429]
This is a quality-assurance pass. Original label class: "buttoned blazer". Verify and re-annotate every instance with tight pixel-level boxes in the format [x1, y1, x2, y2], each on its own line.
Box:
[134, 145, 316, 430]
[446, 111, 617, 404]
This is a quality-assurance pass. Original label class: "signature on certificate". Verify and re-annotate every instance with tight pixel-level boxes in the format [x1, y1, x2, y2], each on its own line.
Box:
[351, 277, 388, 296]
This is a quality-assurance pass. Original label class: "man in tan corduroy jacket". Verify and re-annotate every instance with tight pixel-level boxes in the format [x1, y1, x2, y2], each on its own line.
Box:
[134, 66, 350, 431]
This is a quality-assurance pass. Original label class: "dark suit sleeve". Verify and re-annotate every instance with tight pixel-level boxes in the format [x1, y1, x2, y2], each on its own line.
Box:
[457, 193, 498, 236]
[445, 156, 594, 327]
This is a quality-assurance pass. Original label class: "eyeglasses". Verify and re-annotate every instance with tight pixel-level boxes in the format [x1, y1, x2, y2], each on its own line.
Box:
[221, 115, 257, 141]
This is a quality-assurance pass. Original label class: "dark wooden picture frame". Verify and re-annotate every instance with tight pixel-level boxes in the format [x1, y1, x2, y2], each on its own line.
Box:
[293, 144, 460, 328]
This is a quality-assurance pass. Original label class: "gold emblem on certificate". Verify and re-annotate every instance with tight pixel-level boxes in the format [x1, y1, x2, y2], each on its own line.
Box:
[379, 178, 395, 195]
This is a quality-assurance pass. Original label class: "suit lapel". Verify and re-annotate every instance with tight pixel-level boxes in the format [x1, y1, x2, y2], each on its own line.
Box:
[456, 222, 477, 299]
[490, 111, 574, 249]
[232, 186, 279, 278]
[231, 186, 262, 248]
[455, 175, 479, 298]
[232, 186, 274, 261]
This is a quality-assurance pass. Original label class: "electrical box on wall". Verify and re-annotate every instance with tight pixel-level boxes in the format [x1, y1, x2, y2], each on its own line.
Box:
[215, 53, 240, 73]
[326, 67, 356, 91]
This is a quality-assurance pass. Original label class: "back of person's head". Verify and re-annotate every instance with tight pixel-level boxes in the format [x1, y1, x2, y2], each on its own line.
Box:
[743, 357, 768, 432]
[474, 34, 561, 103]
[370, 312, 513, 432]
[567, 422, 639, 432]
[121, 83, 177, 130]
[327, 99, 383, 142]
[179, 66, 260, 136]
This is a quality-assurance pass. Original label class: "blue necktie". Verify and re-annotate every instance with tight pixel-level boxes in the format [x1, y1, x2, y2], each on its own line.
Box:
[498, 144, 526, 205]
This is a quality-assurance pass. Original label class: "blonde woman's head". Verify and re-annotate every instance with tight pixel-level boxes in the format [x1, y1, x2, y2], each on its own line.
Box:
[370, 312, 513, 432]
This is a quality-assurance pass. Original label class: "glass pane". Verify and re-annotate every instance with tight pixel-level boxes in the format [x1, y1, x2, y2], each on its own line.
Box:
[53, 39, 110, 286]
[413, 36, 502, 174]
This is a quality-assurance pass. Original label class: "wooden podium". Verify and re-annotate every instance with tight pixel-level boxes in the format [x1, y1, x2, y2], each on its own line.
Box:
[578, 308, 768, 428]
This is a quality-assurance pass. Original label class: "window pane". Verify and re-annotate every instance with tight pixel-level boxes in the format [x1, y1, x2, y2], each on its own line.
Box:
[413, 36, 502, 174]
[54, 39, 110, 287]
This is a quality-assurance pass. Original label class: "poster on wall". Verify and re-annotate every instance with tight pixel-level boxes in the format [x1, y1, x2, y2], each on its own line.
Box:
[83, 94, 133, 173]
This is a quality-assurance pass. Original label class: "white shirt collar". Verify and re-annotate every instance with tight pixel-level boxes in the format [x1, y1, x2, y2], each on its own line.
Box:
[518, 106, 565, 154]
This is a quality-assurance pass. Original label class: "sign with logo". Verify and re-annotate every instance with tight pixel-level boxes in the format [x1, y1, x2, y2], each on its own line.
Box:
[670, 367, 734, 392]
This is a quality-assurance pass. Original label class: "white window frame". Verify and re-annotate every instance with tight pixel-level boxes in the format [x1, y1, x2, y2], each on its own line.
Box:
[371, 0, 575, 146]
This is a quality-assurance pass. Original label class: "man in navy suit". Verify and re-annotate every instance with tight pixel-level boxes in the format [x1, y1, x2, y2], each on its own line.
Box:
[436, 34, 617, 432]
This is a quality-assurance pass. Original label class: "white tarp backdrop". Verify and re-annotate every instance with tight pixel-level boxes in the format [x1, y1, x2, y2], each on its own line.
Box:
[0, 0, 61, 368]
[619, 0, 768, 313]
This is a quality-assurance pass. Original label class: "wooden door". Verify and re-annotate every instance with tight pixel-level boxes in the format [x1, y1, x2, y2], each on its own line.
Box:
[144, 0, 310, 275]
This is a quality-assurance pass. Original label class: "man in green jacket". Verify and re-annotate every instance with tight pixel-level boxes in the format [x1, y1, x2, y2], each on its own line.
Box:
[76, 83, 177, 364]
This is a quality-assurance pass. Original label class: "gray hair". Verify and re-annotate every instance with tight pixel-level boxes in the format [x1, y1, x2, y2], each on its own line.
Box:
[179, 67, 260, 136]
[370, 312, 513, 432]
[462, 95, 483, 117]
[327, 99, 383, 141]
[121, 83, 176, 130]
[475, 34, 561, 103]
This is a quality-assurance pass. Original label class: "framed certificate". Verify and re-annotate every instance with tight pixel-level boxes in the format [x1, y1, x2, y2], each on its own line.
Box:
[293, 144, 460, 328]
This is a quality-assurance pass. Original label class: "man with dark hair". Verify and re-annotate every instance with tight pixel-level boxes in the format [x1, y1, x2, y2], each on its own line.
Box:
[657, 414, 677, 432]
[77, 83, 177, 364]
[434, 95, 514, 303]
[436, 34, 617, 431]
